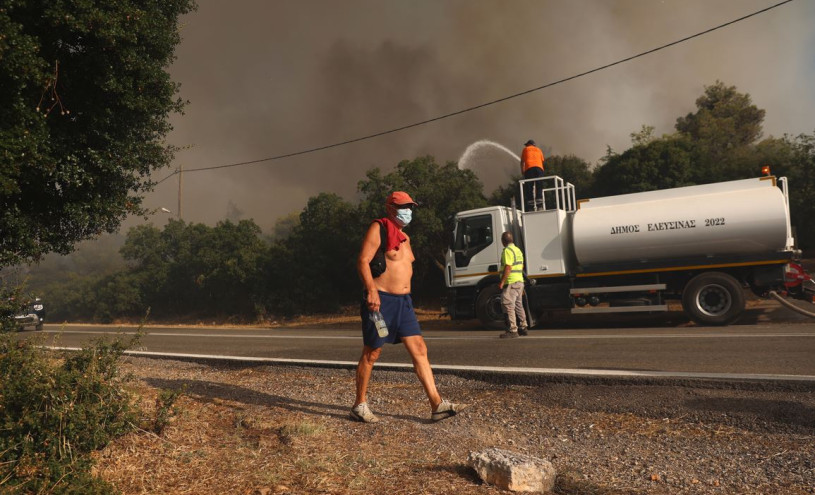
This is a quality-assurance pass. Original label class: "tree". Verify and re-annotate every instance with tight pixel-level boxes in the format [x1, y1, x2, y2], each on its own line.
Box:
[283, 193, 359, 312]
[675, 81, 765, 182]
[270, 211, 300, 240]
[119, 223, 169, 314]
[0, 0, 196, 267]
[630, 125, 657, 147]
[749, 132, 815, 249]
[190, 219, 266, 315]
[785, 132, 815, 249]
[119, 219, 268, 319]
[588, 83, 776, 199]
[487, 178, 520, 207]
[543, 155, 595, 198]
[591, 137, 695, 196]
[261, 193, 359, 314]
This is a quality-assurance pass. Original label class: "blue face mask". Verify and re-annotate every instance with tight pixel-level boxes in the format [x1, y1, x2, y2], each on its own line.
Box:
[395, 208, 413, 227]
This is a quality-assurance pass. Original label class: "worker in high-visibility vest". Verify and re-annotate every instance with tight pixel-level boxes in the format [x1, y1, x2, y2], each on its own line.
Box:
[520, 139, 545, 209]
[498, 231, 528, 338]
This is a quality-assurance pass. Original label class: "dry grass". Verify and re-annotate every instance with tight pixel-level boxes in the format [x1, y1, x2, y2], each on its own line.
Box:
[88, 298, 814, 494]
[107, 306, 482, 332]
[94, 363, 496, 495]
[280, 307, 481, 331]
[91, 356, 815, 495]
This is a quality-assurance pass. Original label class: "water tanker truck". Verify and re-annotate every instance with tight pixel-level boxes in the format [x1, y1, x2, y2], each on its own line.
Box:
[445, 174, 815, 327]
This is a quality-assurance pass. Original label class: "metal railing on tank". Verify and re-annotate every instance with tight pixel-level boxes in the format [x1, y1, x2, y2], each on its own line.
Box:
[519, 175, 576, 213]
[777, 176, 795, 251]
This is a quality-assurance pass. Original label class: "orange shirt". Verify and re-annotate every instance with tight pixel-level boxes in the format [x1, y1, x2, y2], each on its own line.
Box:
[521, 145, 544, 172]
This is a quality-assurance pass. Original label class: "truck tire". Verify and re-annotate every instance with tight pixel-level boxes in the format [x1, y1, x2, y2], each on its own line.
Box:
[682, 272, 745, 326]
[475, 285, 505, 329]
[35, 323, 44, 331]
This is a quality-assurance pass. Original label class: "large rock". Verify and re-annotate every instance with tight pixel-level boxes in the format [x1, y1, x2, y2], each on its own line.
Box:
[468, 448, 556, 493]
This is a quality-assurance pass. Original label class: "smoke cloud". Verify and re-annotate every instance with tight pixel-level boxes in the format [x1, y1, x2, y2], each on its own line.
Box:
[140, 0, 815, 231]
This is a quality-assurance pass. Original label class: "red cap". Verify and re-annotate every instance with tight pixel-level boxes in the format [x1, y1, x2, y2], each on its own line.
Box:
[386, 191, 418, 206]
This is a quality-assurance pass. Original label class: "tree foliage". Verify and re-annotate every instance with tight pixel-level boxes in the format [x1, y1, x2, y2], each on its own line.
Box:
[676, 81, 765, 151]
[758, 132, 815, 249]
[544, 155, 595, 198]
[120, 219, 266, 318]
[0, 0, 196, 267]
[265, 193, 360, 314]
[592, 137, 695, 196]
[591, 82, 769, 196]
[675, 80, 766, 182]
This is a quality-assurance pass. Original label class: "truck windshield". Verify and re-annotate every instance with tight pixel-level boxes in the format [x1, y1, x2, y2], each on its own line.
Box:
[453, 214, 493, 267]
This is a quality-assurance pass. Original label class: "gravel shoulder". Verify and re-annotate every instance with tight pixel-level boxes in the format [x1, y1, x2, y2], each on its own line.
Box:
[96, 355, 815, 495]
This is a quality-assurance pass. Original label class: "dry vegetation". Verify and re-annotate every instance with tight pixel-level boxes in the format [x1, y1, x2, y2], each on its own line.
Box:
[94, 355, 815, 495]
[80, 298, 815, 494]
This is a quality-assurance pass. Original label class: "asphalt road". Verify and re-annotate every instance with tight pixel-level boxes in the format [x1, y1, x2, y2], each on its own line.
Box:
[22, 314, 815, 382]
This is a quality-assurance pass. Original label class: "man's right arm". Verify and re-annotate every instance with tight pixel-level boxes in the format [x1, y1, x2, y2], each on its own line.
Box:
[498, 248, 510, 289]
[499, 264, 511, 289]
[357, 222, 382, 312]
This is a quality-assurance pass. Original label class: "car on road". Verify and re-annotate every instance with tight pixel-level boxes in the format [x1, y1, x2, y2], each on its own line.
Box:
[14, 298, 45, 331]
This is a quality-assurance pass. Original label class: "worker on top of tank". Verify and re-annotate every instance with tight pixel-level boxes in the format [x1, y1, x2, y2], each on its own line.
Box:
[521, 139, 545, 209]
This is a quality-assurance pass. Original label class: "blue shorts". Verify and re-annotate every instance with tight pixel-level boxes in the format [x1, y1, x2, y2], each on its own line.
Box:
[360, 291, 422, 348]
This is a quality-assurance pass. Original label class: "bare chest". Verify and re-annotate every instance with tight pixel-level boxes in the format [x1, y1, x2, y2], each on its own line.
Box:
[385, 239, 415, 264]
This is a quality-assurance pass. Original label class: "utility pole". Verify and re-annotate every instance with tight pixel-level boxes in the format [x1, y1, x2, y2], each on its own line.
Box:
[177, 162, 183, 219]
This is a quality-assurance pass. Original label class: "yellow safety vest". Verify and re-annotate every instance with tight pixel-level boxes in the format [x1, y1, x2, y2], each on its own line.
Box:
[501, 243, 524, 284]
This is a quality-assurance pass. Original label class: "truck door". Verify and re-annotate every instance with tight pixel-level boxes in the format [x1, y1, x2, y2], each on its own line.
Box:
[449, 213, 501, 287]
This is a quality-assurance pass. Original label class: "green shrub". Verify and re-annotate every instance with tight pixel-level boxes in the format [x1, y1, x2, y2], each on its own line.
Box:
[152, 388, 184, 435]
[0, 332, 138, 493]
[0, 288, 20, 333]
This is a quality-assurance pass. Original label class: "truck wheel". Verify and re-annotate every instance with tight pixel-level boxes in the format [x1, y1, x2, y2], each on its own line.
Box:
[475, 285, 505, 329]
[682, 272, 745, 326]
[35, 323, 44, 331]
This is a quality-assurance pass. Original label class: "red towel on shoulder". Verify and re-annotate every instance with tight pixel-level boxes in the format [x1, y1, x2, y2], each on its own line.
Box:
[375, 217, 407, 252]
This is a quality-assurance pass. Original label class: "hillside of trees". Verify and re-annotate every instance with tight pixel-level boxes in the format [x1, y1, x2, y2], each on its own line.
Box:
[15, 82, 815, 322]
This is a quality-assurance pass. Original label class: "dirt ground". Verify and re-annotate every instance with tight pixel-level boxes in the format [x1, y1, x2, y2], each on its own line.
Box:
[94, 356, 815, 494]
[88, 298, 815, 494]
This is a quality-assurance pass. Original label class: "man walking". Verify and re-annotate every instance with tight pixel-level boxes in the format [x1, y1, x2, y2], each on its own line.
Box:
[352, 191, 467, 423]
[498, 231, 528, 338]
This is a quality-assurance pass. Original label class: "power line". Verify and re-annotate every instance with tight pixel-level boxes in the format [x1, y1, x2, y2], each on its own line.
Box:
[155, 0, 793, 186]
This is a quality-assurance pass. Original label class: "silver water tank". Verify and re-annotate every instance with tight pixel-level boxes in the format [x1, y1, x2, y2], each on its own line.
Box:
[571, 177, 791, 266]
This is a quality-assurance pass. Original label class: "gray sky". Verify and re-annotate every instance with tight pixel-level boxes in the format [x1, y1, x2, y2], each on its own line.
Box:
[139, 0, 815, 232]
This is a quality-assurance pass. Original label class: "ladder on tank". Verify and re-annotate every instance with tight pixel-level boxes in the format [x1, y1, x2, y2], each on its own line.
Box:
[519, 176, 576, 212]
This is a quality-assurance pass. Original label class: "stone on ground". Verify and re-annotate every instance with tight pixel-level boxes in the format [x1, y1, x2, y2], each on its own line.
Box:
[468, 447, 556, 493]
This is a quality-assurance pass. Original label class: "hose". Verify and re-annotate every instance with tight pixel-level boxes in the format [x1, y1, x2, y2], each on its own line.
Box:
[768, 290, 815, 318]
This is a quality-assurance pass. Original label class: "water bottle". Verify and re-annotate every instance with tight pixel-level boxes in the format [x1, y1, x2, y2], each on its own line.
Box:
[369, 311, 388, 337]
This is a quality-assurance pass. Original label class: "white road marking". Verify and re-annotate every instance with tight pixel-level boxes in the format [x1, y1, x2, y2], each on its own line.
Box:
[41, 346, 815, 382]
[43, 329, 815, 340]
[44, 330, 360, 339]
